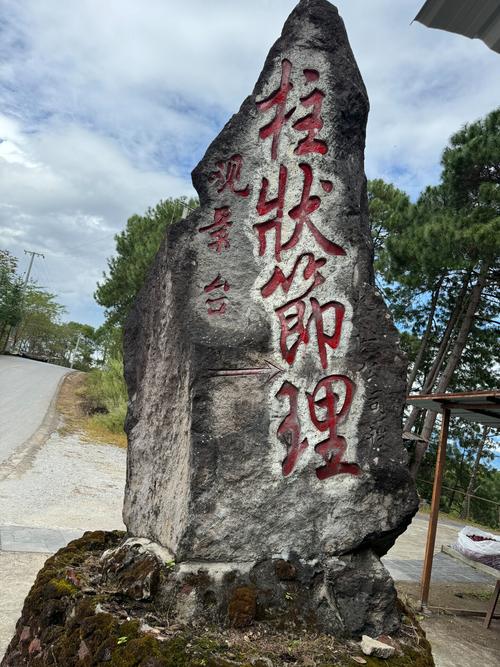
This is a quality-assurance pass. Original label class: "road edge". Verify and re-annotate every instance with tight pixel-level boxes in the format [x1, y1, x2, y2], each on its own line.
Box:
[0, 370, 74, 481]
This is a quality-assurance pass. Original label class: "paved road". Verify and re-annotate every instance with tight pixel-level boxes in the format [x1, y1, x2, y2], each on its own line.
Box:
[0, 356, 70, 464]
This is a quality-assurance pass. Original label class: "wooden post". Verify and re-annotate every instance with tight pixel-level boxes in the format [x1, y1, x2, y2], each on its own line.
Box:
[483, 580, 500, 629]
[419, 407, 450, 608]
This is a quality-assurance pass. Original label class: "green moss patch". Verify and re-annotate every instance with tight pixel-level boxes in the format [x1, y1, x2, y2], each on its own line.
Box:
[2, 531, 434, 667]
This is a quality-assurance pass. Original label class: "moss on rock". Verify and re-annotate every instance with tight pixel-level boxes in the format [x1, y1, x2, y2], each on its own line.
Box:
[1, 531, 434, 667]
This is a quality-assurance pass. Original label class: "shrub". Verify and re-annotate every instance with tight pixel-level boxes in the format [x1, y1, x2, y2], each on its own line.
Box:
[84, 357, 128, 433]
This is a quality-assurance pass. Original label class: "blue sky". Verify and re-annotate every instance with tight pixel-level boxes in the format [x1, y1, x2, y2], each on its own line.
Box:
[0, 0, 499, 327]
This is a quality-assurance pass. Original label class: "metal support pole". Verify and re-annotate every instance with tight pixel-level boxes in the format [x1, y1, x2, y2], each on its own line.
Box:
[7, 249, 45, 353]
[70, 332, 83, 369]
[419, 406, 450, 609]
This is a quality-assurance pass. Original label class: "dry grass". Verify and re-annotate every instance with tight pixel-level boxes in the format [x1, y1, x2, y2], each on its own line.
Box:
[57, 372, 127, 448]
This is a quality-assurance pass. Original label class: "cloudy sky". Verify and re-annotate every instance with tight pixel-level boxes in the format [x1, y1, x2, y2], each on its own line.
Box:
[0, 0, 499, 327]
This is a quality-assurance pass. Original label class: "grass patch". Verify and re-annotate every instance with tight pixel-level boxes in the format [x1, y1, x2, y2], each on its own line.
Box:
[57, 370, 127, 448]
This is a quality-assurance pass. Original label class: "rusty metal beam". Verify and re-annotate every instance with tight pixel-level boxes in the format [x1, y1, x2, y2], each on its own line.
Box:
[439, 401, 500, 411]
[419, 407, 450, 609]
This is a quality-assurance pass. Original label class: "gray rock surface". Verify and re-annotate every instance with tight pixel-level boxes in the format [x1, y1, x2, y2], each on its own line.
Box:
[123, 0, 418, 635]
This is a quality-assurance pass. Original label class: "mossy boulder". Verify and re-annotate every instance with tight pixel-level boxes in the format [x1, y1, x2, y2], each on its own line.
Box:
[2, 531, 434, 667]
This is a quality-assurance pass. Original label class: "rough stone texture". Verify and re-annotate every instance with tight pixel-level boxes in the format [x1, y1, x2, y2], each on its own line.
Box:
[122, 0, 418, 636]
[152, 547, 401, 637]
[1, 532, 435, 666]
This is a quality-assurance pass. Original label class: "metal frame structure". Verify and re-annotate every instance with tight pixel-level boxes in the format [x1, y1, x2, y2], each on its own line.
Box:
[406, 390, 500, 612]
[415, 0, 500, 54]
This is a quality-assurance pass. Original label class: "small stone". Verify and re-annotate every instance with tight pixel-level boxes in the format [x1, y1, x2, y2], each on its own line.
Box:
[360, 635, 395, 659]
[251, 658, 273, 667]
[20, 626, 31, 642]
[28, 638, 41, 655]
[352, 658, 367, 665]
[101, 647, 112, 661]
[66, 567, 81, 587]
[78, 640, 91, 660]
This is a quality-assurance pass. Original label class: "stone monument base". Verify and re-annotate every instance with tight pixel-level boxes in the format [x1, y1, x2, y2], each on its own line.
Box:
[102, 537, 401, 638]
[2, 531, 434, 666]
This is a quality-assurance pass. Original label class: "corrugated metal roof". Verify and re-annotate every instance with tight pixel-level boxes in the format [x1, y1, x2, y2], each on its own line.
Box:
[407, 389, 500, 427]
[415, 0, 500, 54]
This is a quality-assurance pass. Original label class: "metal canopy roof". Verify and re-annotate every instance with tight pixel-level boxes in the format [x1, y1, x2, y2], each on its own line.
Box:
[415, 0, 500, 54]
[407, 389, 500, 427]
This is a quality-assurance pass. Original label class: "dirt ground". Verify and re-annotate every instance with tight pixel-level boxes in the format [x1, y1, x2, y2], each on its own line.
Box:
[56, 371, 127, 448]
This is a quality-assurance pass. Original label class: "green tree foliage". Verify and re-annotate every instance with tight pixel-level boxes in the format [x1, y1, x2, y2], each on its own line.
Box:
[89, 198, 197, 437]
[417, 422, 499, 528]
[368, 107, 500, 477]
[1, 251, 99, 369]
[0, 249, 23, 348]
[367, 178, 411, 266]
[95, 197, 197, 328]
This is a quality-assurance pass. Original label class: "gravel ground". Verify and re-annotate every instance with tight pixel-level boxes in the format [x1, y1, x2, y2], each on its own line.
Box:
[0, 430, 126, 532]
[0, 427, 126, 658]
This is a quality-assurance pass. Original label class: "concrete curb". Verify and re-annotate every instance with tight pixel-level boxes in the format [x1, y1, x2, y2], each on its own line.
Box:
[0, 371, 74, 481]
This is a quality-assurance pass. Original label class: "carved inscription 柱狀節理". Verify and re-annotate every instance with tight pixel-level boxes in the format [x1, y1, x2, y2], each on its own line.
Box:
[254, 59, 359, 480]
[199, 58, 360, 480]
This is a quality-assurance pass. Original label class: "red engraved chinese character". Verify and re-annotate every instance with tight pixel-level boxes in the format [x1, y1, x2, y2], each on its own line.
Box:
[276, 381, 308, 476]
[257, 59, 295, 161]
[253, 164, 345, 262]
[309, 298, 345, 369]
[204, 274, 231, 294]
[293, 88, 328, 156]
[204, 274, 230, 316]
[206, 297, 227, 316]
[198, 207, 232, 253]
[261, 253, 326, 299]
[306, 374, 360, 480]
[276, 299, 309, 365]
[254, 164, 287, 261]
[209, 154, 250, 198]
[287, 163, 344, 256]
[276, 297, 345, 368]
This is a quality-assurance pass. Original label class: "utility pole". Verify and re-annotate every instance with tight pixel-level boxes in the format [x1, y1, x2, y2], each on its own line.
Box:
[23, 250, 45, 287]
[70, 332, 83, 369]
[7, 249, 45, 353]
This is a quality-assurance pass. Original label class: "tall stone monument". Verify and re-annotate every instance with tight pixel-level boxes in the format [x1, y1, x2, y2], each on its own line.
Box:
[123, 0, 418, 636]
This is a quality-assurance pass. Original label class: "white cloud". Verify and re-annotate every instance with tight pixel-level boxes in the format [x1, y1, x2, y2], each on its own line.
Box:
[0, 0, 499, 325]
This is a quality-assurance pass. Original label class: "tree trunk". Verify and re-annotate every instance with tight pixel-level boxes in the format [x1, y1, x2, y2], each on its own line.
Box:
[446, 449, 466, 513]
[404, 270, 471, 433]
[0, 322, 6, 351]
[1, 325, 12, 352]
[407, 274, 444, 392]
[410, 262, 489, 478]
[460, 428, 490, 520]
